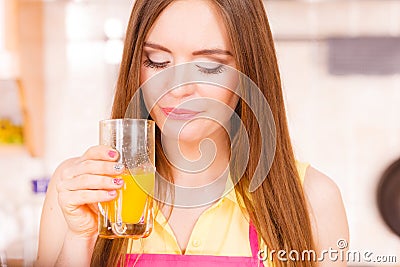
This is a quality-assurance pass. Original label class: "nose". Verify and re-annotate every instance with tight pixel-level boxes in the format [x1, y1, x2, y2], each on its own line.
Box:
[168, 83, 197, 98]
[167, 63, 197, 98]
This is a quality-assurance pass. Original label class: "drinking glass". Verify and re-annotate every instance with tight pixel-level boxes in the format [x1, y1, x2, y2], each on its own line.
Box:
[98, 119, 155, 238]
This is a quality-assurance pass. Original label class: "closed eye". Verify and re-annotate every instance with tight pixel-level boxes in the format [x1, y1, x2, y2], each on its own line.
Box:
[195, 64, 226, 75]
[143, 58, 169, 69]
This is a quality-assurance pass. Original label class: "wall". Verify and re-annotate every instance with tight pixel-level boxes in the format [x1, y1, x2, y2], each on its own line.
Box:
[44, 1, 134, 169]
[0, 0, 4, 50]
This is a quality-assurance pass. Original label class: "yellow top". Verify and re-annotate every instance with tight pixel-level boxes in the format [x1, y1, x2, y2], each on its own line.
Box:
[127, 161, 310, 266]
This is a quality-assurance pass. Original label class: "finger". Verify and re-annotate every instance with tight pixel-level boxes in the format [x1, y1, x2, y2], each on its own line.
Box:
[59, 189, 118, 207]
[57, 174, 124, 192]
[66, 160, 125, 180]
[88, 203, 99, 214]
[80, 145, 120, 162]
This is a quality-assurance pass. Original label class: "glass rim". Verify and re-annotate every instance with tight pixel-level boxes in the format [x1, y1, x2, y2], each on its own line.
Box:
[99, 118, 155, 125]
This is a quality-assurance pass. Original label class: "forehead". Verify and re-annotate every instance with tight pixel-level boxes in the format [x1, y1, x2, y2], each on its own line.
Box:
[145, 0, 231, 51]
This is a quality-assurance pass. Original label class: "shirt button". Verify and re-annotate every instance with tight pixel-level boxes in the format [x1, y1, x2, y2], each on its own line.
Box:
[192, 239, 201, 247]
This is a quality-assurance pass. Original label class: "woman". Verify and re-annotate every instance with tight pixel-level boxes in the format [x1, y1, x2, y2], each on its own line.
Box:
[36, 0, 349, 266]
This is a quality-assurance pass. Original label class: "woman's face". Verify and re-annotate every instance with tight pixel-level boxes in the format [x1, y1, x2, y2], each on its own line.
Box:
[140, 0, 239, 142]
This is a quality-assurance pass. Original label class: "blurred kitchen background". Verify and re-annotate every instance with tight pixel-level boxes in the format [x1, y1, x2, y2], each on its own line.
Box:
[0, 0, 399, 266]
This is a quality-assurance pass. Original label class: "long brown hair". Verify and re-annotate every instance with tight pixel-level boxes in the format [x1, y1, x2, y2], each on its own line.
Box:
[91, 1, 315, 266]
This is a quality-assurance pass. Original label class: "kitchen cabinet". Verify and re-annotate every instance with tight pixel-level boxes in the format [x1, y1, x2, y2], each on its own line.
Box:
[0, 0, 44, 157]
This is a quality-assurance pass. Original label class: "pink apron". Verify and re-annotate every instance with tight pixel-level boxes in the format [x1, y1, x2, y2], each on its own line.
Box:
[124, 224, 263, 267]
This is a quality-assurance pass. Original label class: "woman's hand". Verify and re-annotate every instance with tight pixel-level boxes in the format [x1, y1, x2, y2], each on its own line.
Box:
[55, 145, 125, 238]
[37, 145, 126, 267]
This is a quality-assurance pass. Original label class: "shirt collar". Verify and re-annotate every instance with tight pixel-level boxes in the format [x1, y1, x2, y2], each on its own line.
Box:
[154, 174, 246, 224]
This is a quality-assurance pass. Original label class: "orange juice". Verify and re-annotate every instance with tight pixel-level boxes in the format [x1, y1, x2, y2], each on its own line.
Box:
[98, 171, 155, 238]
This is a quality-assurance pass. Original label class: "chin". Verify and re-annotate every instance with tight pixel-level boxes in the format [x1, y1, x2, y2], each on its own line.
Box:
[160, 120, 219, 142]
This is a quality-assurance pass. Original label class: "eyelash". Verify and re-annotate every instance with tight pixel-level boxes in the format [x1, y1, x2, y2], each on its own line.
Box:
[143, 59, 168, 69]
[195, 64, 225, 75]
[143, 58, 226, 75]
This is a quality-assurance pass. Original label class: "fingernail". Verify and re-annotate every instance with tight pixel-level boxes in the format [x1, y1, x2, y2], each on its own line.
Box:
[113, 178, 123, 185]
[108, 190, 117, 197]
[108, 150, 117, 158]
[113, 164, 124, 173]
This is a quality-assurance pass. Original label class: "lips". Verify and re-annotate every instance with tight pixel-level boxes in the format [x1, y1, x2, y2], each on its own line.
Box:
[161, 107, 202, 120]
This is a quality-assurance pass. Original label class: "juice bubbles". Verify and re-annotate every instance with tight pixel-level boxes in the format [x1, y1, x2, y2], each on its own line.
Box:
[98, 171, 155, 238]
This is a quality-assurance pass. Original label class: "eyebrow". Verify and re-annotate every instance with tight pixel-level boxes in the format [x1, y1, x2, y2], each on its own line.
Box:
[144, 41, 233, 57]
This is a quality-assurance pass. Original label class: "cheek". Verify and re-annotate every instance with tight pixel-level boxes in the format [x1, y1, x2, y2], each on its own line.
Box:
[140, 66, 169, 115]
[202, 86, 239, 110]
[140, 65, 163, 86]
[224, 91, 239, 109]
[140, 66, 150, 85]
[213, 69, 240, 109]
